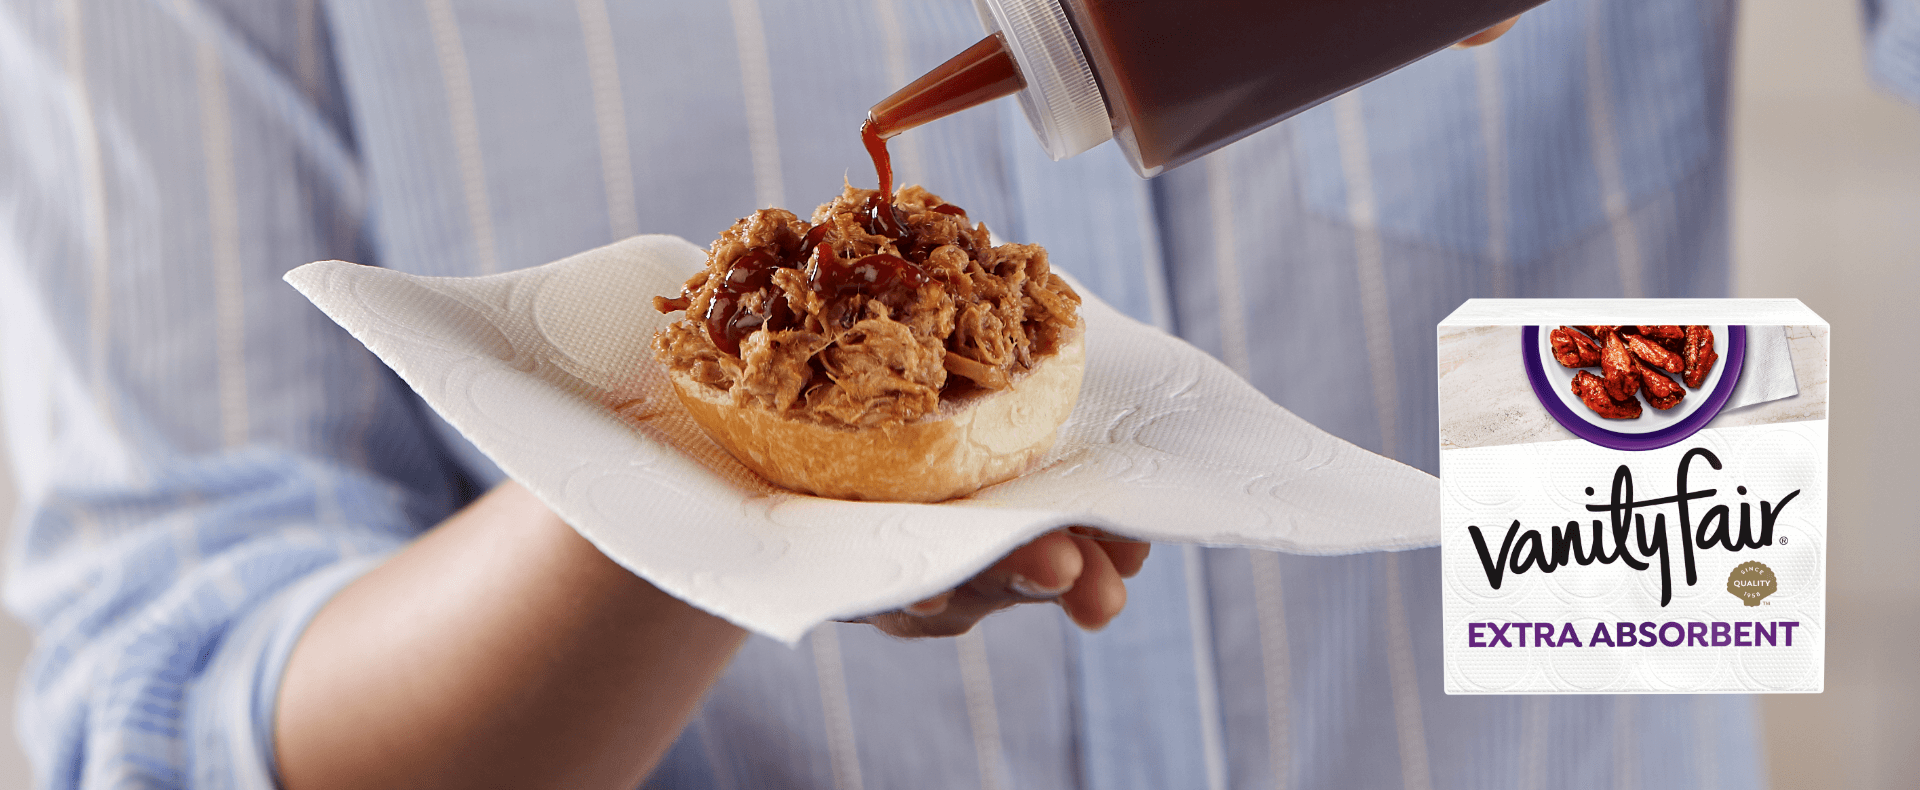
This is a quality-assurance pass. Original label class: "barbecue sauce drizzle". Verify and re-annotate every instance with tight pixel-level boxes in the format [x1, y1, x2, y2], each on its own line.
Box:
[682, 119, 958, 357]
[860, 120, 909, 238]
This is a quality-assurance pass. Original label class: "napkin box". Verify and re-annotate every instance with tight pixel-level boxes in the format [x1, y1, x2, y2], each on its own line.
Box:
[1437, 300, 1827, 694]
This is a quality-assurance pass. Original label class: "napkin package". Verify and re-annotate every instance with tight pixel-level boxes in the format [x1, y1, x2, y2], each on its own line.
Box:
[1438, 300, 1827, 694]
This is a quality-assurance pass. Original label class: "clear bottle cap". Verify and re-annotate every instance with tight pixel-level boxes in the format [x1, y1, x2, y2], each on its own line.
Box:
[975, 0, 1112, 160]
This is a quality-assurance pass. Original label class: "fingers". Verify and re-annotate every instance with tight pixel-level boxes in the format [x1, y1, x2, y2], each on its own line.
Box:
[1073, 531, 1150, 580]
[1104, 541, 1150, 579]
[989, 529, 1083, 598]
[902, 590, 953, 618]
[862, 531, 1083, 638]
[865, 582, 1016, 639]
[862, 528, 1144, 638]
[1454, 15, 1521, 48]
[862, 600, 993, 639]
[1057, 535, 1126, 630]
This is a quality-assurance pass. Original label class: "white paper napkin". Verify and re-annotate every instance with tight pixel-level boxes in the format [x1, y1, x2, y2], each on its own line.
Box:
[286, 235, 1438, 642]
[1724, 325, 1798, 411]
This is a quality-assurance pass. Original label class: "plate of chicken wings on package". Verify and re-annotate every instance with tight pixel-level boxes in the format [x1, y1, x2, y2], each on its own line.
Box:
[1523, 324, 1746, 451]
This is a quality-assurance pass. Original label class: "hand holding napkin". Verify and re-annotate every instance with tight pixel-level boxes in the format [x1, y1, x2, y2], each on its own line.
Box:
[286, 235, 1437, 642]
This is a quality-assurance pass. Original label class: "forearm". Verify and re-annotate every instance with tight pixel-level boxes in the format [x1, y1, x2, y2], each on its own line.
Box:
[274, 481, 746, 790]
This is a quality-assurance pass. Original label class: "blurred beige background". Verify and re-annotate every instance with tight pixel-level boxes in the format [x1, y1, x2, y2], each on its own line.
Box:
[1732, 0, 1920, 788]
[0, 0, 1914, 786]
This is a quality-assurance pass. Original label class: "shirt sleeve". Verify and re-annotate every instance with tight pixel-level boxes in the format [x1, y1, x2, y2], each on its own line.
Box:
[1864, 0, 1920, 104]
[187, 553, 388, 789]
[0, 2, 472, 787]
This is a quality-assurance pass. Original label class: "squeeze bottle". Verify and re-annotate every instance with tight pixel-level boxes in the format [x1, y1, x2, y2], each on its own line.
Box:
[870, 0, 1547, 177]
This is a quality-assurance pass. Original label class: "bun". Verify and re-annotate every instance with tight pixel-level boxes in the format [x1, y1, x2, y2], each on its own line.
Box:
[671, 320, 1085, 502]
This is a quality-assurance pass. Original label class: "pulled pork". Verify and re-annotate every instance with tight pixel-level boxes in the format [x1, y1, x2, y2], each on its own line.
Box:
[654, 185, 1081, 428]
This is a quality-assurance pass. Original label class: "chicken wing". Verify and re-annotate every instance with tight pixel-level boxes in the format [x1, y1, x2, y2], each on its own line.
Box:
[1626, 333, 1685, 374]
[1683, 325, 1717, 388]
[1637, 325, 1686, 355]
[1573, 370, 1642, 419]
[1599, 328, 1640, 401]
[1635, 356, 1685, 410]
[1550, 326, 1602, 368]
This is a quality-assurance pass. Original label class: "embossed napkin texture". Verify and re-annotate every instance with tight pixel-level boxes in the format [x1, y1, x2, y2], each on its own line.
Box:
[287, 235, 1438, 642]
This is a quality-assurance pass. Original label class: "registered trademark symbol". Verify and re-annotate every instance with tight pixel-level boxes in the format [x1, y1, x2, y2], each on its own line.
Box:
[1779, 536, 1788, 545]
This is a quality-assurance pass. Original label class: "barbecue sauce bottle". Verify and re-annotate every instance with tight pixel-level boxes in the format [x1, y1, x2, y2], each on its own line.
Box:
[868, 0, 1549, 177]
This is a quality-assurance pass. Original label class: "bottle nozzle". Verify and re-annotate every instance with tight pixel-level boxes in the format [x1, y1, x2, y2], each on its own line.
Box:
[868, 33, 1027, 139]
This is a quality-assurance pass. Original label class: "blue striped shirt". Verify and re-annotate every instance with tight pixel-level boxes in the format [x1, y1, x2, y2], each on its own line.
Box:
[4, 1, 1911, 788]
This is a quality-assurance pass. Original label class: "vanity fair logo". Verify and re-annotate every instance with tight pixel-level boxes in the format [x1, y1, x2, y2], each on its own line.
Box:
[1728, 561, 1777, 606]
[1465, 448, 1801, 607]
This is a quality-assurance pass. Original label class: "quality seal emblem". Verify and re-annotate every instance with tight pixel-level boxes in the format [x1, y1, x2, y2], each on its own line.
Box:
[1727, 561, 1777, 607]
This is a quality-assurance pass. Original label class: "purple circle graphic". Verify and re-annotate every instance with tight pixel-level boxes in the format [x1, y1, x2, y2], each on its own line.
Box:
[1523, 326, 1747, 451]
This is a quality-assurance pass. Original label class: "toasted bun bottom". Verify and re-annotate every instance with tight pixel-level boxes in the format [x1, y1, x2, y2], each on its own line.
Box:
[670, 323, 1085, 502]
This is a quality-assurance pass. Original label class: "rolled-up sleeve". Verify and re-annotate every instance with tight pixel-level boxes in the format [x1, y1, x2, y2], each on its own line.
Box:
[0, 2, 469, 787]
[189, 551, 388, 789]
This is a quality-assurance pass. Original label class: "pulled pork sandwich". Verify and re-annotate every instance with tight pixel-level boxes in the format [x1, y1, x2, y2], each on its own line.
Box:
[652, 184, 1085, 502]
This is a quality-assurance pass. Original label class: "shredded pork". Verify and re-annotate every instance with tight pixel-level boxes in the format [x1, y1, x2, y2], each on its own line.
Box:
[654, 185, 1081, 428]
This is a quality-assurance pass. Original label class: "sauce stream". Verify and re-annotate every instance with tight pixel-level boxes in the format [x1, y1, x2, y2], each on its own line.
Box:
[684, 124, 937, 356]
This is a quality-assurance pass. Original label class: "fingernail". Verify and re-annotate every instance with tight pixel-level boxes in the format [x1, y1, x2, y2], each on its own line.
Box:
[1009, 573, 1070, 599]
[905, 594, 950, 617]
